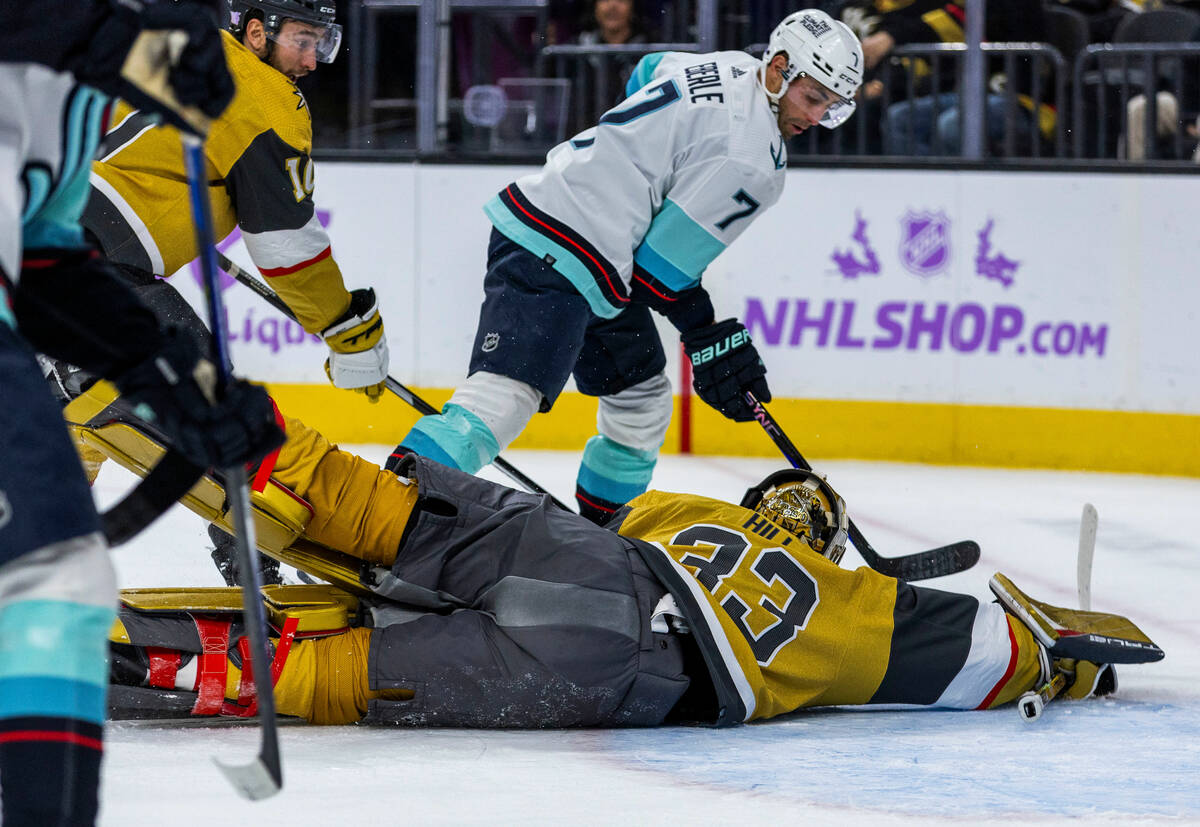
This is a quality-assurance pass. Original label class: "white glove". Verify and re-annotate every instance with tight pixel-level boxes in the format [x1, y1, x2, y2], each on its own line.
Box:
[322, 288, 389, 401]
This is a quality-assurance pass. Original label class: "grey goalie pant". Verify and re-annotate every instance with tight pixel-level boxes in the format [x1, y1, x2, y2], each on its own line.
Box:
[361, 455, 691, 727]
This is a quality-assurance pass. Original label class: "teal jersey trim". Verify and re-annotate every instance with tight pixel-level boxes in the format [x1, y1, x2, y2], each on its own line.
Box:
[577, 435, 659, 504]
[0, 599, 115, 725]
[625, 53, 668, 98]
[484, 195, 622, 320]
[22, 85, 107, 252]
[0, 286, 14, 328]
[400, 403, 501, 475]
[633, 198, 725, 291]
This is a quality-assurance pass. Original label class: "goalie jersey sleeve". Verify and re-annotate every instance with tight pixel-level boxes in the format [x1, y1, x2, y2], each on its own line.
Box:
[483, 50, 785, 321]
[617, 491, 1045, 724]
[84, 31, 352, 334]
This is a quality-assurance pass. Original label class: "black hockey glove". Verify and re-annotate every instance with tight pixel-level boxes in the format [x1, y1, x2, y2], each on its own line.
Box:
[681, 318, 771, 422]
[77, 0, 235, 121]
[113, 327, 284, 470]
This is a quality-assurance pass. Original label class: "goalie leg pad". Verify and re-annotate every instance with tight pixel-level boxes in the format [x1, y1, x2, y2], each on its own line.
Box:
[108, 586, 357, 720]
[989, 572, 1164, 664]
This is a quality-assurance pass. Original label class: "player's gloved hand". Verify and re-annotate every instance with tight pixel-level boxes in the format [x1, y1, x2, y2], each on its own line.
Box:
[113, 327, 284, 469]
[322, 288, 389, 402]
[78, 0, 235, 121]
[681, 318, 771, 422]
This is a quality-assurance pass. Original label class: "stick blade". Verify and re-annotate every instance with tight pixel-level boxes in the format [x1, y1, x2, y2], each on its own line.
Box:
[870, 540, 981, 581]
[1077, 503, 1098, 611]
[214, 755, 283, 801]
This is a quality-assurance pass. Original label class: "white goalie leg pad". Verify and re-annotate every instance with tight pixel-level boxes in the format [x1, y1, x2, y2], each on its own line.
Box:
[933, 600, 1018, 709]
[448, 371, 542, 451]
[596, 371, 673, 454]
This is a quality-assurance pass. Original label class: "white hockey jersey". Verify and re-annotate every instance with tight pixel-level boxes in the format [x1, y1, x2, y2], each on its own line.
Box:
[483, 51, 786, 319]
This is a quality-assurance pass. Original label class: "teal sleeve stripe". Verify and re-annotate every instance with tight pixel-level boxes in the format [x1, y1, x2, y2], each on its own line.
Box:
[633, 199, 725, 290]
[0, 677, 107, 725]
[0, 286, 14, 327]
[0, 601, 114, 688]
[577, 435, 658, 504]
[400, 404, 501, 475]
[625, 53, 667, 98]
[483, 196, 621, 320]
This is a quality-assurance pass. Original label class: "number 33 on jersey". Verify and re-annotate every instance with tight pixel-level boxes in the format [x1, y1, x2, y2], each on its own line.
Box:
[619, 490, 1012, 724]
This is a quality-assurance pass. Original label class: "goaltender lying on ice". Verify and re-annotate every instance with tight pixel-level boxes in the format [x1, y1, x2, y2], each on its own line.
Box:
[64, 382, 1163, 728]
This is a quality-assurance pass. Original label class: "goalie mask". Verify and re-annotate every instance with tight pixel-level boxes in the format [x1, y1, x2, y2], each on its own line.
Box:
[740, 469, 849, 564]
[228, 0, 342, 63]
[762, 9, 863, 128]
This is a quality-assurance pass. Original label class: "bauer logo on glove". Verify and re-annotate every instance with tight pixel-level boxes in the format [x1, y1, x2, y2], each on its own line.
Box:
[321, 288, 390, 401]
[681, 318, 771, 422]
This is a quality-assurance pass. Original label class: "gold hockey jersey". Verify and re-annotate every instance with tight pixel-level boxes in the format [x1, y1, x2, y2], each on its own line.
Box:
[84, 31, 350, 334]
[619, 490, 1042, 725]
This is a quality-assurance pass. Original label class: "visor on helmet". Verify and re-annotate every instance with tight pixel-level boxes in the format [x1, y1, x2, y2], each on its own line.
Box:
[267, 20, 342, 63]
[820, 96, 856, 129]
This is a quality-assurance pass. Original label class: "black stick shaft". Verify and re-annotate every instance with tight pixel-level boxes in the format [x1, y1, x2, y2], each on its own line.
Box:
[217, 252, 570, 511]
[184, 137, 282, 798]
[743, 391, 883, 563]
[744, 391, 980, 580]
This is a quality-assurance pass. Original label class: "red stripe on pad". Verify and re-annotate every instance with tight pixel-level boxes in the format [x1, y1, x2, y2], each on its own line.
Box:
[191, 617, 231, 715]
[222, 616, 300, 718]
[976, 616, 1020, 710]
[146, 647, 181, 689]
[250, 397, 286, 493]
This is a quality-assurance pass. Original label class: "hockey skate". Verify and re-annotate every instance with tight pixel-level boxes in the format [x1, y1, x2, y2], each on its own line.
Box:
[210, 522, 283, 587]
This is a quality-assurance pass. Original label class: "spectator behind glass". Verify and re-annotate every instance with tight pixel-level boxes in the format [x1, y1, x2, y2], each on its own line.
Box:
[578, 0, 653, 102]
[876, 0, 1049, 157]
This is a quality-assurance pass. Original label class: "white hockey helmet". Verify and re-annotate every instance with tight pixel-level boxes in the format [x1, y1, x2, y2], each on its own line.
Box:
[762, 9, 864, 128]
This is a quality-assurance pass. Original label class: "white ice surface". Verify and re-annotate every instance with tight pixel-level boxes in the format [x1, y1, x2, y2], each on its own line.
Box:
[93, 448, 1200, 825]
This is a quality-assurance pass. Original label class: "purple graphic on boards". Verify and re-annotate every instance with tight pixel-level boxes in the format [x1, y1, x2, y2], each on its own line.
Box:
[899, 210, 951, 277]
[831, 210, 881, 279]
[975, 218, 1019, 288]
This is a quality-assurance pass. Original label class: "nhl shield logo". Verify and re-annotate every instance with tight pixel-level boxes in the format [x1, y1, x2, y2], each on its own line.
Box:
[481, 332, 501, 353]
[899, 210, 951, 277]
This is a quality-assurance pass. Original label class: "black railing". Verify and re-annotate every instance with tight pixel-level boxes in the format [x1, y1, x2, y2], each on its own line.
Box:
[1072, 43, 1200, 160]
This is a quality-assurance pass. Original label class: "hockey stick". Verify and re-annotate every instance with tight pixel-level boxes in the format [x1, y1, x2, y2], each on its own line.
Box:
[1077, 503, 1097, 611]
[743, 391, 980, 580]
[1017, 503, 1100, 722]
[183, 137, 283, 799]
[215, 251, 570, 511]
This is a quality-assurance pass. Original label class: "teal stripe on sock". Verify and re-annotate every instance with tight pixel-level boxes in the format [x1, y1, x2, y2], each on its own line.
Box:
[0, 600, 114, 688]
[0, 676, 107, 725]
[577, 435, 657, 504]
[400, 404, 500, 474]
